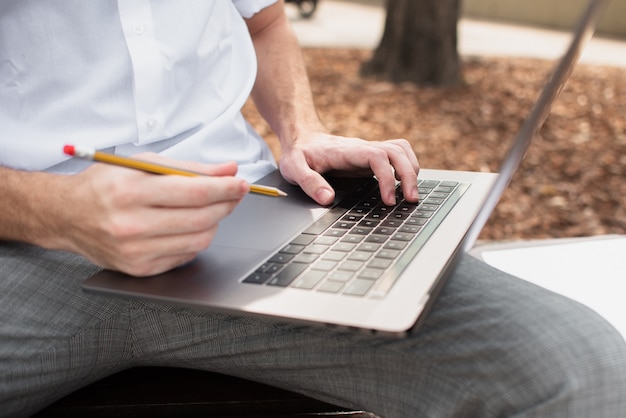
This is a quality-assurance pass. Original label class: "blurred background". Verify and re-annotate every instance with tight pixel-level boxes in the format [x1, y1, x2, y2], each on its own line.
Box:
[245, 0, 626, 241]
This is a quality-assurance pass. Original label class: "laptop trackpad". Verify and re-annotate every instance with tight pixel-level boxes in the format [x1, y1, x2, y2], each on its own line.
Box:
[211, 172, 327, 251]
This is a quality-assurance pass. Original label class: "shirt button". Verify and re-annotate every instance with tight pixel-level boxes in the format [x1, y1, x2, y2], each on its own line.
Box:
[146, 118, 157, 131]
[133, 24, 145, 35]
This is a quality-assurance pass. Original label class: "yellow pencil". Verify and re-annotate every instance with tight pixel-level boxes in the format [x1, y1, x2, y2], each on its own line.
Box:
[63, 145, 287, 197]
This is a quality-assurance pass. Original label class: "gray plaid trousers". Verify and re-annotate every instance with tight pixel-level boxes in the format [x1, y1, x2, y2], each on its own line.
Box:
[1, 241, 625, 417]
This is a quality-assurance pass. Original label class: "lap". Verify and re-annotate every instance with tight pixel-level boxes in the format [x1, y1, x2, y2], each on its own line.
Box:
[1, 242, 625, 417]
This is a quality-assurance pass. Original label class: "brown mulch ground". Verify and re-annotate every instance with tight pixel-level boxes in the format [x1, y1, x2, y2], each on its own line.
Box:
[243, 48, 626, 241]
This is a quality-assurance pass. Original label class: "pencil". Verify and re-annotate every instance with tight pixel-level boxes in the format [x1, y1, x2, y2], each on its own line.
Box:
[63, 145, 287, 197]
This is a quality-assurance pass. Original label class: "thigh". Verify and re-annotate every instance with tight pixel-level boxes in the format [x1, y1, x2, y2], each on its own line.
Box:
[0, 242, 132, 417]
[131, 255, 626, 417]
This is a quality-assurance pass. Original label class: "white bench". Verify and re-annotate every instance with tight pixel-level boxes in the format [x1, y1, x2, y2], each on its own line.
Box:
[470, 234, 626, 339]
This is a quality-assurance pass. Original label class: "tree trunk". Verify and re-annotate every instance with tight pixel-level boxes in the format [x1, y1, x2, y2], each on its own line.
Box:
[361, 0, 461, 87]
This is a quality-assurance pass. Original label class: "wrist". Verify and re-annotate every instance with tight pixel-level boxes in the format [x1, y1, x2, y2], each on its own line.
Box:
[278, 119, 328, 149]
[0, 168, 76, 251]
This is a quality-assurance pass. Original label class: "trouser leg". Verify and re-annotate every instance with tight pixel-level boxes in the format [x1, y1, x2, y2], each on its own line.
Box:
[0, 243, 132, 417]
[3, 241, 625, 417]
[128, 255, 626, 417]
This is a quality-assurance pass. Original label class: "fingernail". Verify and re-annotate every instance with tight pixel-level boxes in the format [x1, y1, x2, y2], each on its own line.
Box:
[316, 188, 334, 205]
[240, 181, 250, 195]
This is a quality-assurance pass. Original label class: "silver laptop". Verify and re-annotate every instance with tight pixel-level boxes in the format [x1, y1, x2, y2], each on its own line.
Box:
[82, 0, 609, 335]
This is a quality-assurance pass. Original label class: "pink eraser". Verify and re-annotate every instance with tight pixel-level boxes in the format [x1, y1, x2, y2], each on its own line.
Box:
[63, 145, 75, 156]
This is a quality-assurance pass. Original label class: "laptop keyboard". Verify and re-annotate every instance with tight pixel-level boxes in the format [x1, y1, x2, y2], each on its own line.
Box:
[243, 178, 466, 298]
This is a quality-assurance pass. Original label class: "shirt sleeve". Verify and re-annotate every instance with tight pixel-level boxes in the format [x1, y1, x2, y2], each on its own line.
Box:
[231, 0, 279, 18]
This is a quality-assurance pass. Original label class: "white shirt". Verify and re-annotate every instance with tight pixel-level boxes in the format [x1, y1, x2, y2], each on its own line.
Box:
[0, 0, 278, 181]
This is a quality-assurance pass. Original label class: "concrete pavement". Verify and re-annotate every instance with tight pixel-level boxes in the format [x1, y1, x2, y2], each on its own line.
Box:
[286, 0, 626, 67]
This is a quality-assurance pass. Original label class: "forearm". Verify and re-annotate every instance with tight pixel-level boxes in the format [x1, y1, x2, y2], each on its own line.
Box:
[247, 2, 326, 148]
[0, 166, 71, 248]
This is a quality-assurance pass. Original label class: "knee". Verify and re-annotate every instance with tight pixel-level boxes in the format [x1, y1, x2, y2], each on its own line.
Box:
[517, 305, 626, 416]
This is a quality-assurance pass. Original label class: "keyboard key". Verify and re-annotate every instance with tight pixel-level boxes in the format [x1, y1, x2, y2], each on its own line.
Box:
[322, 251, 347, 262]
[418, 204, 439, 211]
[391, 233, 414, 242]
[280, 244, 304, 254]
[268, 263, 307, 287]
[366, 212, 385, 220]
[312, 260, 337, 271]
[423, 198, 444, 205]
[405, 218, 427, 226]
[243, 272, 271, 284]
[269, 253, 294, 264]
[315, 236, 338, 246]
[359, 219, 380, 228]
[358, 268, 384, 280]
[389, 212, 409, 220]
[382, 219, 403, 228]
[317, 280, 344, 293]
[347, 251, 372, 262]
[334, 242, 356, 252]
[304, 244, 330, 254]
[290, 234, 316, 246]
[339, 261, 362, 271]
[400, 225, 421, 234]
[325, 228, 348, 238]
[434, 186, 454, 193]
[383, 241, 407, 251]
[368, 258, 392, 269]
[352, 226, 373, 235]
[440, 181, 459, 187]
[303, 207, 348, 235]
[293, 253, 319, 264]
[396, 203, 418, 213]
[420, 180, 439, 188]
[335, 221, 356, 229]
[412, 210, 433, 218]
[341, 234, 365, 244]
[328, 270, 353, 282]
[343, 278, 375, 296]
[357, 243, 380, 252]
[293, 270, 326, 290]
[342, 214, 363, 222]
[265, 263, 283, 274]
[365, 234, 388, 244]
[377, 249, 400, 259]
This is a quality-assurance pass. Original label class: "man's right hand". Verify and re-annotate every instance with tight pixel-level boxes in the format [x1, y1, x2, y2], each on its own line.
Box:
[1, 155, 249, 277]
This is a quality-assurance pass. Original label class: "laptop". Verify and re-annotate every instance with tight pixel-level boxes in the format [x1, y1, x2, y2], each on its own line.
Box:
[82, 0, 609, 335]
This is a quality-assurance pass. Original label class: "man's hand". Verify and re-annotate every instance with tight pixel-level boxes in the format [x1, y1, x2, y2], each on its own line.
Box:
[6, 155, 249, 277]
[246, 3, 419, 207]
[63, 156, 248, 276]
[278, 132, 420, 206]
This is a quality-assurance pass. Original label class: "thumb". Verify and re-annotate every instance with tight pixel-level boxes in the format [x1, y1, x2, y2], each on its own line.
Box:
[280, 156, 335, 205]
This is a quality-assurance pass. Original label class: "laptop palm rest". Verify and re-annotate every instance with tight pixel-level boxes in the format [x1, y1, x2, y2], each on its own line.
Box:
[82, 171, 359, 298]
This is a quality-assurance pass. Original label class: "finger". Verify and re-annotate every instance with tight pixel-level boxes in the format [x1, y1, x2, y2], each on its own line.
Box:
[375, 140, 420, 202]
[101, 225, 222, 276]
[361, 147, 397, 205]
[117, 200, 240, 239]
[281, 153, 336, 205]
[101, 173, 249, 209]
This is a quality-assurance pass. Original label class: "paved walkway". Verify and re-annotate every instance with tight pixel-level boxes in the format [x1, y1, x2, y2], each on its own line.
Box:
[287, 0, 626, 67]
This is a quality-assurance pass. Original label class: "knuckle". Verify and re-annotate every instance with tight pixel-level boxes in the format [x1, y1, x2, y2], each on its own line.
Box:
[192, 229, 217, 251]
[106, 215, 141, 241]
